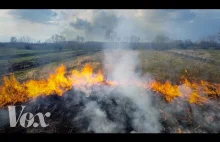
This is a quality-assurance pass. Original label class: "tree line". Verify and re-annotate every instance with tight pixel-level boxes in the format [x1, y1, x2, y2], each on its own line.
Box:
[6, 30, 220, 50]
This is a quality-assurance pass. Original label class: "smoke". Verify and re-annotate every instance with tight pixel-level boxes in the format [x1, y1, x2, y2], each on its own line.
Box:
[70, 46, 220, 133]
[70, 47, 161, 133]
[103, 48, 161, 132]
[190, 100, 220, 133]
[74, 101, 120, 133]
[149, 83, 220, 133]
[0, 109, 9, 128]
[67, 10, 164, 132]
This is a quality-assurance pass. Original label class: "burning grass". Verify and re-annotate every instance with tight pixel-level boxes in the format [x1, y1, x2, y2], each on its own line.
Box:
[1, 48, 220, 133]
[0, 64, 220, 108]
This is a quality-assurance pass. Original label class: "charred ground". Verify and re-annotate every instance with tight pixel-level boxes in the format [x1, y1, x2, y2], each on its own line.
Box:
[0, 42, 220, 133]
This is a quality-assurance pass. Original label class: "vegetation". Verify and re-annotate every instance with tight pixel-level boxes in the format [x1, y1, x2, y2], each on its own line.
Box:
[0, 32, 220, 85]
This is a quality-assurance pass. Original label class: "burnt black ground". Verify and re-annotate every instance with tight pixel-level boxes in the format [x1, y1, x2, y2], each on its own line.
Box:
[0, 89, 139, 133]
[0, 88, 220, 133]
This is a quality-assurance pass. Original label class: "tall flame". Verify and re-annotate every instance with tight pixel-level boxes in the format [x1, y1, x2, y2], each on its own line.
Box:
[0, 64, 105, 107]
[151, 77, 220, 104]
[0, 64, 220, 108]
[151, 81, 182, 102]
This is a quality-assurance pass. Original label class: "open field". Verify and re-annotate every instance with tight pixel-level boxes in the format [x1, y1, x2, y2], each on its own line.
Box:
[0, 45, 220, 133]
[0, 45, 219, 84]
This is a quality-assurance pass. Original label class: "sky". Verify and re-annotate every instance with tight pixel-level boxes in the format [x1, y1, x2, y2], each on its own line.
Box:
[0, 9, 220, 42]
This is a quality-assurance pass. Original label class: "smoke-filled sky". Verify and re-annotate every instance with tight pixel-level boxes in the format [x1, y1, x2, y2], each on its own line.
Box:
[0, 9, 220, 42]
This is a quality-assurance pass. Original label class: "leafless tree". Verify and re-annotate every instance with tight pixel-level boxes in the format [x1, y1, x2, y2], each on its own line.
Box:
[207, 35, 217, 43]
[18, 36, 31, 43]
[105, 29, 117, 42]
[51, 34, 66, 44]
[154, 35, 169, 43]
[10, 37, 17, 43]
[76, 35, 85, 43]
[130, 35, 140, 43]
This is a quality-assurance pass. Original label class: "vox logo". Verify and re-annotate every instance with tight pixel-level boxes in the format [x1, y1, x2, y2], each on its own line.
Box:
[8, 106, 51, 128]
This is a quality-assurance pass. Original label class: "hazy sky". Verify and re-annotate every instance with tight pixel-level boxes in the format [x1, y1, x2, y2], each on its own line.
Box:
[0, 9, 220, 42]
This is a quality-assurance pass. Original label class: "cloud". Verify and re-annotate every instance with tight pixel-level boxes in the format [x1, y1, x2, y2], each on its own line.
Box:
[71, 11, 120, 32]
[70, 18, 91, 30]
[8, 9, 57, 24]
[0, 9, 220, 42]
[68, 11, 121, 41]
[67, 10, 198, 41]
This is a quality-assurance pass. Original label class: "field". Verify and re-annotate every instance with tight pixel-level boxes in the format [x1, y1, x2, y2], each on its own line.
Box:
[0, 44, 220, 133]
[0, 45, 220, 84]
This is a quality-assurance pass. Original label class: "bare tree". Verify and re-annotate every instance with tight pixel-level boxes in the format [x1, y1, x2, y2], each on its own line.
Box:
[46, 34, 66, 51]
[10, 37, 17, 43]
[45, 38, 52, 43]
[76, 35, 85, 43]
[130, 35, 140, 43]
[153, 35, 170, 49]
[207, 35, 217, 43]
[51, 34, 66, 44]
[81, 37, 85, 43]
[105, 29, 116, 42]
[105, 29, 112, 41]
[18, 36, 31, 43]
[154, 35, 169, 43]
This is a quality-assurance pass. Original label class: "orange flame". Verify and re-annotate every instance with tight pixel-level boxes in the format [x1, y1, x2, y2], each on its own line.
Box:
[0, 64, 220, 107]
[151, 77, 220, 104]
[0, 64, 105, 107]
[151, 81, 182, 102]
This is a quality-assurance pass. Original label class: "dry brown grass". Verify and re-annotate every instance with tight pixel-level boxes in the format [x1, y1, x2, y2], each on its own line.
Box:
[2, 49, 220, 84]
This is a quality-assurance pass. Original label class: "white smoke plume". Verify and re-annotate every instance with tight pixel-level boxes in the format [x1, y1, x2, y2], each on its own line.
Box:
[71, 47, 162, 133]
[103, 47, 162, 132]
[74, 101, 121, 133]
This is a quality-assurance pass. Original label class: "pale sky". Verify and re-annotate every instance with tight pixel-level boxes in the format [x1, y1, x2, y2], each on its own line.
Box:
[0, 9, 220, 42]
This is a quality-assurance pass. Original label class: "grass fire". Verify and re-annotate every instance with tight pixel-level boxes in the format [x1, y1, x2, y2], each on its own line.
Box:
[1, 64, 220, 108]
[1, 9, 220, 133]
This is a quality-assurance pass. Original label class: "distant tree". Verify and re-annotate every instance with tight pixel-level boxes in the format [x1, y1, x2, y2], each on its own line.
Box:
[24, 45, 32, 50]
[183, 39, 194, 48]
[10, 37, 17, 43]
[18, 36, 31, 43]
[130, 35, 140, 43]
[153, 35, 170, 50]
[47, 34, 67, 51]
[51, 34, 66, 44]
[105, 29, 116, 42]
[199, 35, 218, 48]
[18, 36, 24, 43]
[76, 35, 85, 43]
[105, 29, 112, 41]
[45, 38, 52, 43]
[81, 37, 85, 43]
[207, 35, 217, 44]
[154, 35, 169, 43]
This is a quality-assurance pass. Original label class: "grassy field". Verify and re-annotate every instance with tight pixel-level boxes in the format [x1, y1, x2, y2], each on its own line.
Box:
[0, 46, 220, 85]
